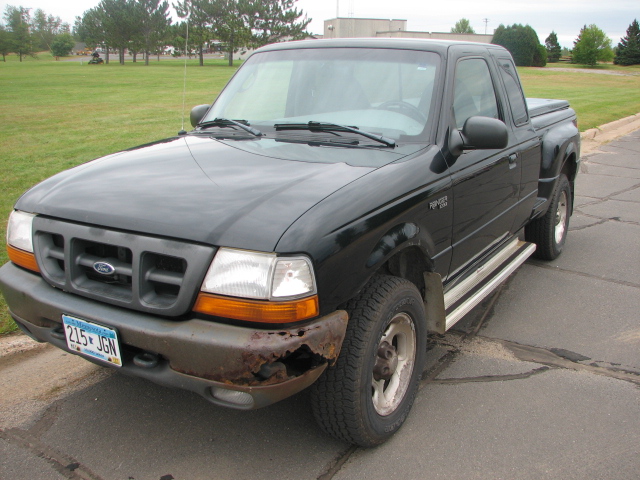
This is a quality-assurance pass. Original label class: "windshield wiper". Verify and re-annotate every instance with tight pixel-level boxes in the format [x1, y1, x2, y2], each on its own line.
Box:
[198, 118, 262, 137]
[274, 121, 396, 147]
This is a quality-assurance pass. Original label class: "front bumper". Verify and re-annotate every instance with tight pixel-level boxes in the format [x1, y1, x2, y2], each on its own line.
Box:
[0, 262, 348, 409]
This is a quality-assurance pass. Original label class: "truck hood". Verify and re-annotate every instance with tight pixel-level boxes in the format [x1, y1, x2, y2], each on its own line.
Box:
[16, 135, 417, 251]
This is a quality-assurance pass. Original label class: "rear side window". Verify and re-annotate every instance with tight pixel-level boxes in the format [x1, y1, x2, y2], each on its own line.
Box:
[497, 58, 529, 126]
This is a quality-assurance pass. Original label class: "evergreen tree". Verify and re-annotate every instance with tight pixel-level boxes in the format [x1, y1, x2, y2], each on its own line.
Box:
[572, 24, 613, 66]
[173, 1, 214, 67]
[3, 6, 37, 61]
[100, 0, 137, 65]
[0, 24, 11, 61]
[246, 0, 311, 49]
[175, 0, 310, 67]
[614, 19, 640, 66]
[545, 31, 561, 62]
[134, 0, 170, 65]
[75, 8, 110, 63]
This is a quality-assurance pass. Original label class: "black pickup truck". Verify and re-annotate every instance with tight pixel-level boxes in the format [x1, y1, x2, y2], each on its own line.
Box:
[0, 39, 580, 447]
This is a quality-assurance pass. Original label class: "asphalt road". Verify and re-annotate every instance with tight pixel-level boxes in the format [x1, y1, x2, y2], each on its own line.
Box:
[1, 130, 639, 480]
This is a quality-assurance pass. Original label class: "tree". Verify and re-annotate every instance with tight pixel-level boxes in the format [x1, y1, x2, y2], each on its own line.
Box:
[0, 24, 11, 61]
[135, 0, 171, 65]
[572, 24, 613, 66]
[451, 18, 475, 34]
[492, 24, 546, 67]
[100, 0, 137, 64]
[174, 0, 215, 67]
[3, 5, 37, 61]
[545, 31, 561, 62]
[245, 0, 311, 49]
[614, 19, 640, 66]
[175, 0, 310, 67]
[31, 9, 69, 51]
[208, 0, 252, 67]
[50, 32, 75, 57]
[75, 8, 111, 63]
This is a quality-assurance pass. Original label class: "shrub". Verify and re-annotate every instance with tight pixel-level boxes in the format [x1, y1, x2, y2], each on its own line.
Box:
[50, 33, 76, 57]
[492, 24, 545, 67]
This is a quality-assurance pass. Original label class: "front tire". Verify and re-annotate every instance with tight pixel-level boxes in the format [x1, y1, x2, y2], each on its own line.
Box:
[311, 275, 427, 447]
[525, 174, 572, 260]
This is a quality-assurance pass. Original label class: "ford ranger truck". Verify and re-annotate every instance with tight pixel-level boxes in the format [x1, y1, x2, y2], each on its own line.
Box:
[0, 39, 580, 447]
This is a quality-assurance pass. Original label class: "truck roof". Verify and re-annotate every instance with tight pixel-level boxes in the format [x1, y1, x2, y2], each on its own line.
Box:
[256, 37, 505, 56]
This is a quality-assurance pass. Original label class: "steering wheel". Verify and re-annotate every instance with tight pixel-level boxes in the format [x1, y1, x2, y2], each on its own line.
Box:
[376, 100, 427, 123]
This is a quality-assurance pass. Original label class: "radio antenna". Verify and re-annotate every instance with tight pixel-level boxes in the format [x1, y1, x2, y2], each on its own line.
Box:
[180, 17, 190, 134]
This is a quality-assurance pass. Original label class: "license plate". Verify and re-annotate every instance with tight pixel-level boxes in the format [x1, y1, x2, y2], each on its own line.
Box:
[62, 314, 122, 367]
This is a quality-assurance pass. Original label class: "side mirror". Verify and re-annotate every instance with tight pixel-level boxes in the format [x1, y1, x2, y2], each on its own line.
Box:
[449, 116, 509, 157]
[190, 104, 211, 128]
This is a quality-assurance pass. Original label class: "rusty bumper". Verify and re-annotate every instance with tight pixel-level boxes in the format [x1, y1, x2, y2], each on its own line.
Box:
[0, 262, 349, 409]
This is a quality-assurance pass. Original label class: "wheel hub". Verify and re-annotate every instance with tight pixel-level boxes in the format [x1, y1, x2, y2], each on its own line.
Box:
[554, 190, 568, 244]
[373, 341, 399, 381]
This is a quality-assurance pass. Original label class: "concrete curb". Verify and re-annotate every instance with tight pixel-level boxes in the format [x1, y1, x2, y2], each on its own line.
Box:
[580, 112, 640, 156]
[581, 113, 640, 140]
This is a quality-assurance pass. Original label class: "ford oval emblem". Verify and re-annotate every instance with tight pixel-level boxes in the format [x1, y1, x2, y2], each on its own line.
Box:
[93, 261, 116, 275]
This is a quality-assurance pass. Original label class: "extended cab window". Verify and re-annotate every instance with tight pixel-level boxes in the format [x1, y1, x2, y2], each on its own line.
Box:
[453, 58, 499, 129]
[497, 58, 529, 126]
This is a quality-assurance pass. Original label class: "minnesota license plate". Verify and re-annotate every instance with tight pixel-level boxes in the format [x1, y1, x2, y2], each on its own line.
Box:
[62, 314, 122, 367]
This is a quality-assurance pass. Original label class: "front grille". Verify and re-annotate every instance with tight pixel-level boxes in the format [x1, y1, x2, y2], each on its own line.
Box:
[33, 217, 216, 317]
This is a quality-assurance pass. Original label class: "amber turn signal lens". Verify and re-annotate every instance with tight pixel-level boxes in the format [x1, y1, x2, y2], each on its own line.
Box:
[7, 244, 40, 273]
[193, 293, 319, 324]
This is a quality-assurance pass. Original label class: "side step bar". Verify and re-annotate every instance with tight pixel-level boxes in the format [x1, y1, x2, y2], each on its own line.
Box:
[443, 239, 536, 331]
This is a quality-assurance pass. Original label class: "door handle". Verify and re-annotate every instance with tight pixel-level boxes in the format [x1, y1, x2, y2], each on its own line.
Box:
[508, 153, 518, 169]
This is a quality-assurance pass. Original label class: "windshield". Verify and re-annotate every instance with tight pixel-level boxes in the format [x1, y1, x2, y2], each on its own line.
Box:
[204, 47, 440, 142]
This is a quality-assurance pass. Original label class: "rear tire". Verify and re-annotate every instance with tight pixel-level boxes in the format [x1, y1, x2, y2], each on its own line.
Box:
[525, 174, 571, 260]
[310, 275, 427, 447]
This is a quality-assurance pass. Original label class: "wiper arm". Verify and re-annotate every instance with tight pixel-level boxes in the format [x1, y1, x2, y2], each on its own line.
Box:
[274, 121, 396, 147]
[198, 118, 262, 137]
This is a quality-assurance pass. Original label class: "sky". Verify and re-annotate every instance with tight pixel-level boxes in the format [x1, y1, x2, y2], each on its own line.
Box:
[1, 0, 637, 48]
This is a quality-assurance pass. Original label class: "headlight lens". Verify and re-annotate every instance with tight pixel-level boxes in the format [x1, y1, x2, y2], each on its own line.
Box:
[201, 248, 316, 300]
[7, 210, 35, 253]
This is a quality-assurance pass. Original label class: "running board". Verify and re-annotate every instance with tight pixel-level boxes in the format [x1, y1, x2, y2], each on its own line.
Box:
[443, 239, 536, 331]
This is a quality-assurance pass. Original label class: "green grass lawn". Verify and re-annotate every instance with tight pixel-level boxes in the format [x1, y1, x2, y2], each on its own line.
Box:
[0, 53, 239, 334]
[1, 53, 640, 334]
[519, 66, 640, 130]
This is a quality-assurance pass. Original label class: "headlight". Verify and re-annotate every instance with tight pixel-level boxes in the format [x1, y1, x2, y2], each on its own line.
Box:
[6, 210, 39, 273]
[7, 210, 35, 253]
[201, 248, 316, 300]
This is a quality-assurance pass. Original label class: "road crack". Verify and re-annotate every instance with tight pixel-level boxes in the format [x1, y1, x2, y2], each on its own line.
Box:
[0, 427, 105, 480]
[568, 217, 609, 231]
[494, 338, 640, 386]
[527, 261, 640, 289]
[317, 445, 358, 480]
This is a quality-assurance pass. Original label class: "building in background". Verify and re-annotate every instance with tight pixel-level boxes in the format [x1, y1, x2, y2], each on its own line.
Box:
[323, 17, 494, 43]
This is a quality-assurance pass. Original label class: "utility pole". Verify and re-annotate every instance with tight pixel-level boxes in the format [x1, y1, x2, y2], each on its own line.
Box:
[336, 0, 339, 18]
[483, 18, 489, 35]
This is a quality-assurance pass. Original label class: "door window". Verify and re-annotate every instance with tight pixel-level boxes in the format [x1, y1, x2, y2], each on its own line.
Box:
[453, 58, 500, 129]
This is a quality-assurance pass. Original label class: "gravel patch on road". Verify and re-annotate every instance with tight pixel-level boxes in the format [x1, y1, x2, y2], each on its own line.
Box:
[0, 333, 46, 361]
